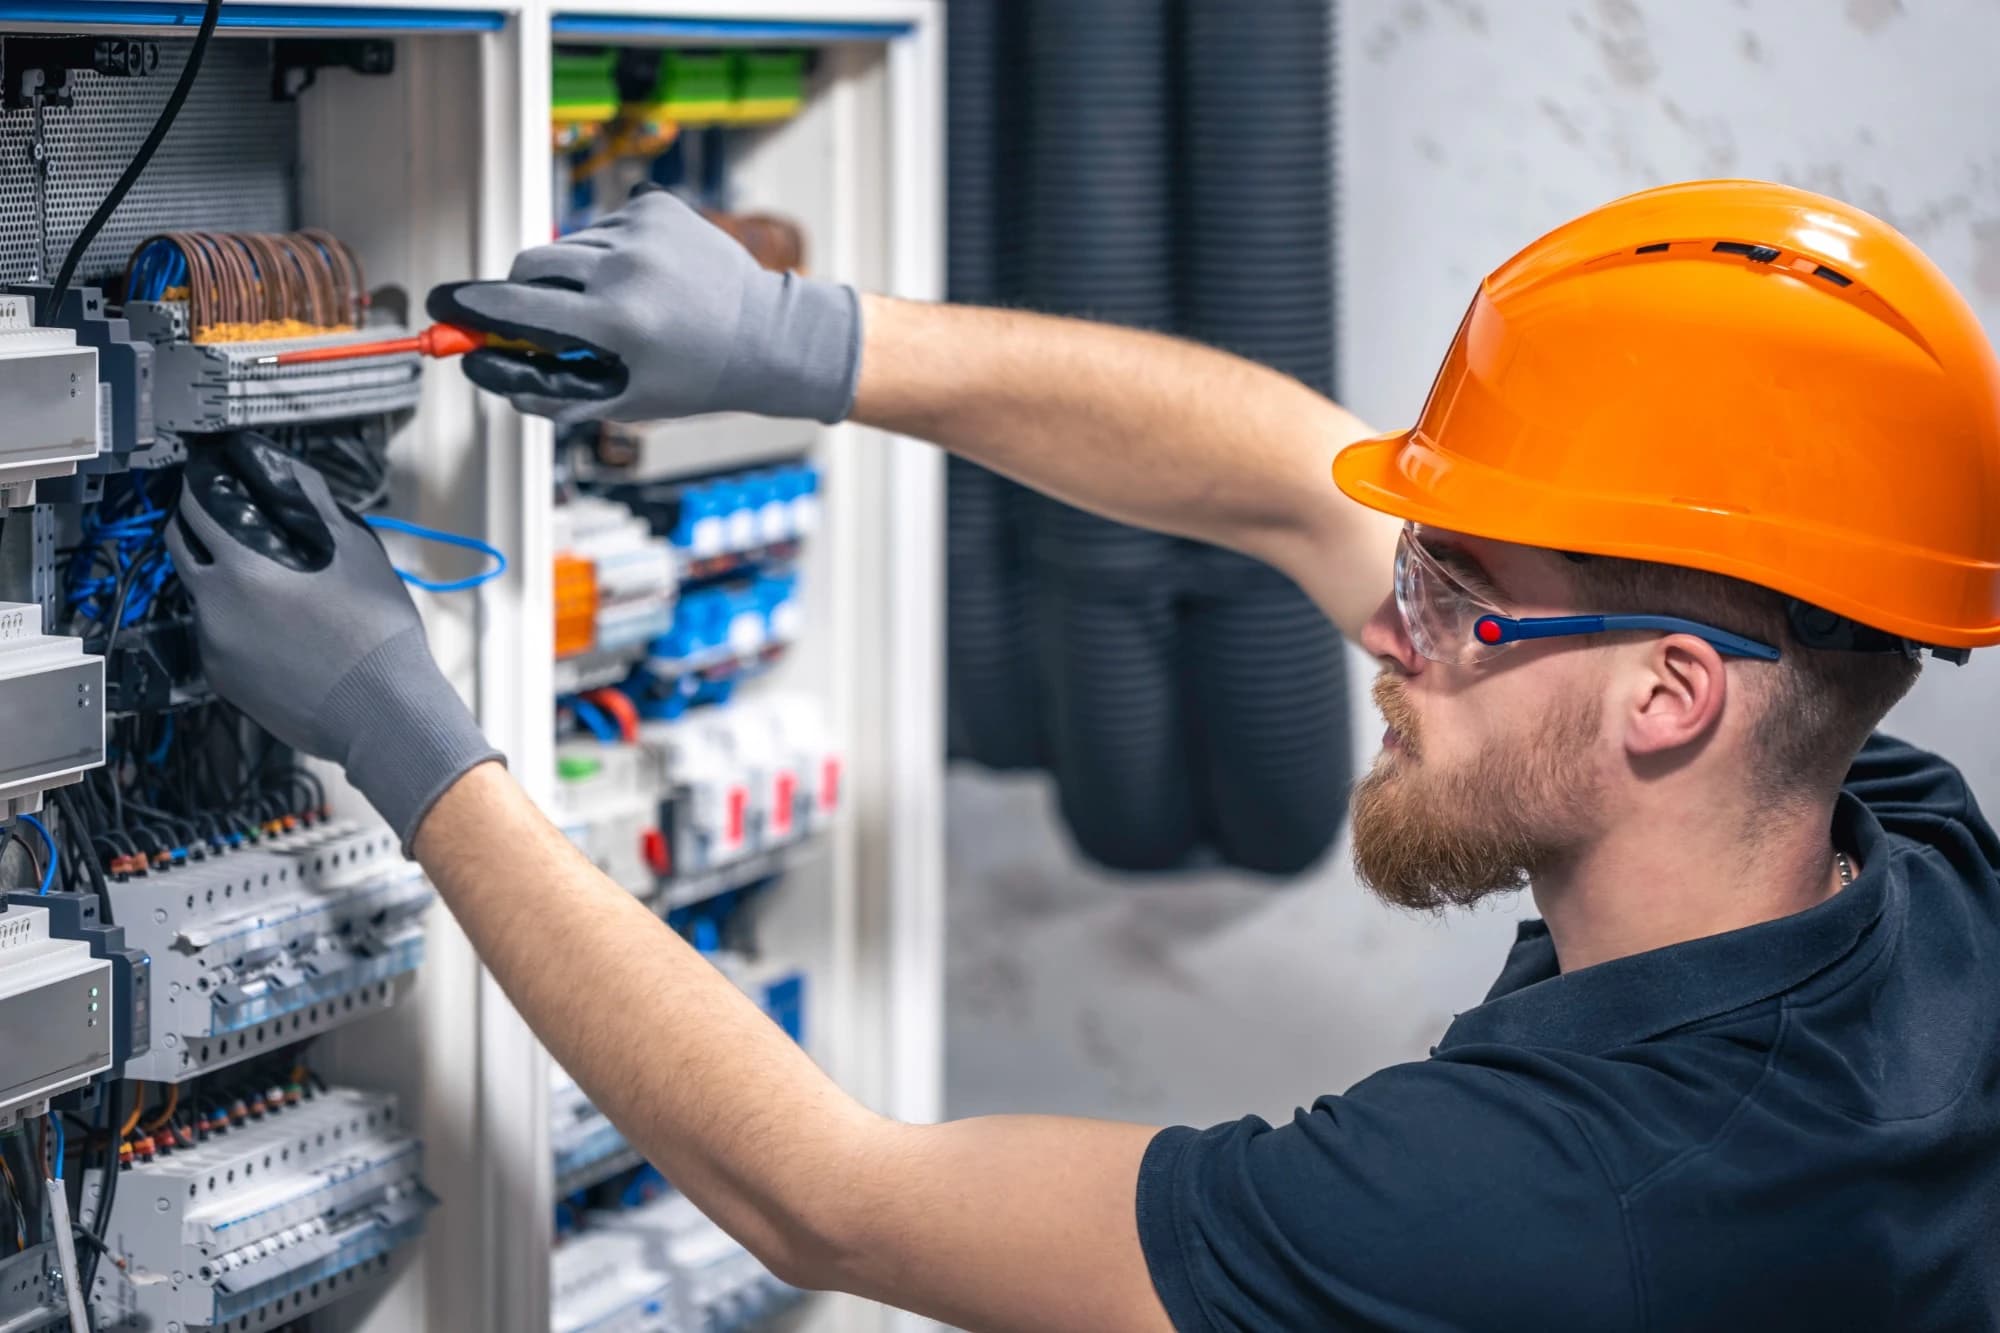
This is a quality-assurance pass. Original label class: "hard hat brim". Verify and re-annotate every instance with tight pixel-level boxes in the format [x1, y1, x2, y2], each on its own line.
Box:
[1332, 430, 1999, 650]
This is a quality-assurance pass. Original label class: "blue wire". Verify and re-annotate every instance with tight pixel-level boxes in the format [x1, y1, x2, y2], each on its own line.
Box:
[148, 715, 175, 766]
[15, 813, 57, 895]
[564, 696, 620, 743]
[49, 1113, 63, 1180]
[361, 515, 508, 593]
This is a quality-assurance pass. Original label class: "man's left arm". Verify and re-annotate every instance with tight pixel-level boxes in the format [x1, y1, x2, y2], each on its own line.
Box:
[416, 761, 1172, 1333]
[162, 438, 1173, 1333]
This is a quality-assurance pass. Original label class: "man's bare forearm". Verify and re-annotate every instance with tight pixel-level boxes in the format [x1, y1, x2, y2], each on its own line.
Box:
[411, 762, 1175, 1333]
[410, 762, 875, 1276]
[852, 294, 1398, 637]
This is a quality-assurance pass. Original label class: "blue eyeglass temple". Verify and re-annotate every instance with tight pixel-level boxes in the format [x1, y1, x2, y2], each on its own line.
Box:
[1473, 614, 1782, 661]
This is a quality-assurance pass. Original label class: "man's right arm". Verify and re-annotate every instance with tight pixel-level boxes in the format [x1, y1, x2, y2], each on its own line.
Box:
[431, 189, 1397, 638]
[849, 295, 1397, 639]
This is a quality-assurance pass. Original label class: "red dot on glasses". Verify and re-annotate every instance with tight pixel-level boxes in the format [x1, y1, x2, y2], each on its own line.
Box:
[1475, 617, 1504, 645]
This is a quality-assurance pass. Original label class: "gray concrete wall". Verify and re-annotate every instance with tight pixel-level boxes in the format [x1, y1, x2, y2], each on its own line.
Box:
[945, 0, 2000, 1130]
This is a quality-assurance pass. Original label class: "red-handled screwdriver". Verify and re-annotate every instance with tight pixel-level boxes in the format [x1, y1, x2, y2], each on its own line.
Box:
[257, 323, 546, 366]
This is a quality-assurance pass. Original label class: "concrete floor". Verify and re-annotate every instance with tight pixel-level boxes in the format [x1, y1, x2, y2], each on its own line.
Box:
[942, 758, 1526, 1131]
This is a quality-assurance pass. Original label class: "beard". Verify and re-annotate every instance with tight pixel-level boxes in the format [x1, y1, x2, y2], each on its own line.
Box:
[1352, 671, 1601, 912]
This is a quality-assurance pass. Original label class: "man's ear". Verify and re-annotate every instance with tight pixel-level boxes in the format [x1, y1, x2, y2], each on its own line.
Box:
[1623, 635, 1728, 758]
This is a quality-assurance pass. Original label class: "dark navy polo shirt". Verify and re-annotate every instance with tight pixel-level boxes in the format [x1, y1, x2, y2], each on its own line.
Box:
[1136, 733, 2000, 1331]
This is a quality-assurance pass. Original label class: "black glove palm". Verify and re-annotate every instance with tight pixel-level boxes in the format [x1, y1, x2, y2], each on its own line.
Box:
[167, 437, 503, 848]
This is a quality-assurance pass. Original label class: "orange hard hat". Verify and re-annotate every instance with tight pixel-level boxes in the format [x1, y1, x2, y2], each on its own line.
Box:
[1333, 179, 2000, 651]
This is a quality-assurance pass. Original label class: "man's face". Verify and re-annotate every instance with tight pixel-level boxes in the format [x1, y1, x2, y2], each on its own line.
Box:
[1352, 529, 1610, 911]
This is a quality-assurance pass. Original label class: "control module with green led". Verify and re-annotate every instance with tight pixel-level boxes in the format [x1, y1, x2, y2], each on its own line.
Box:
[0, 891, 147, 1130]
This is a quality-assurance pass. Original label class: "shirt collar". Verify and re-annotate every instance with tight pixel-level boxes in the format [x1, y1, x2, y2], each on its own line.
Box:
[1436, 791, 1899, 1055]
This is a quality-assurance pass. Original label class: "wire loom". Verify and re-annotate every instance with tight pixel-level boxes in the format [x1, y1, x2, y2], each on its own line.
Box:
[124, 229, 367, 344]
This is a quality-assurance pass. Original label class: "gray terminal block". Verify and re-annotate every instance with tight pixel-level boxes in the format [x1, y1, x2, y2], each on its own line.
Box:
[126, 303, 422, 432]
[89, 1087, 436, 1331]
[107, 821, 432, 1083]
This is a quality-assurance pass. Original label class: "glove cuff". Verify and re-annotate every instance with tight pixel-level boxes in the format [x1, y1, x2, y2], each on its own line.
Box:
[716, 273, 861, 424]
[319, 626, 506, 852]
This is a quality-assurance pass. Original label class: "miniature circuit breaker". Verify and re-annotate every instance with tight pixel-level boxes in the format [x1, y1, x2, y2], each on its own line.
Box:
[552, 1224, 682, 1333]
[89, 1087, 435, 1330]
[591, 1190, 799, 1333]
[105, 821, 432, 1082]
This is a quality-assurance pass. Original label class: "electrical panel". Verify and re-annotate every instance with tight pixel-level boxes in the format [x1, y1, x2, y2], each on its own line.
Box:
[542, 39, 873, 1331]
[0, 27, 446, 1332]
[0, 12, 942, 1331]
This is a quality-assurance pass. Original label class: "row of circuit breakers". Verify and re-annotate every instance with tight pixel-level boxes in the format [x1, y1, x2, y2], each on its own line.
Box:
[1, 221, 440, 1333]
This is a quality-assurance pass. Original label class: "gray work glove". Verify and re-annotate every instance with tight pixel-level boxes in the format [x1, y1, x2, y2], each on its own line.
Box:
[428, 187, 861, 429]
[164, 436, 503, 849]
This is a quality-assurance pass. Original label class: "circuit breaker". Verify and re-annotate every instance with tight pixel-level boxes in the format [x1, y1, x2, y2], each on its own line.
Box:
[108, 820, 430, 1082]
[88, 1087, 435, 1330]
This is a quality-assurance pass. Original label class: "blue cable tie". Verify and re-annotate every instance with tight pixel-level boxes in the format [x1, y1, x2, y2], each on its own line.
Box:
[362, 515, 508, 593]
[15, 812, 58, 894]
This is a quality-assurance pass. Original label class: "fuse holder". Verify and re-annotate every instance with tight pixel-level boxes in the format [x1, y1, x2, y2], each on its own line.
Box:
[554, 553, 599, 659]
[641, 828, 671, 878]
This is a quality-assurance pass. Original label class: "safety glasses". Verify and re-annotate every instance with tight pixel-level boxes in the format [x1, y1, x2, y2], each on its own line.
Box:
[1393, 524, 1781, 665]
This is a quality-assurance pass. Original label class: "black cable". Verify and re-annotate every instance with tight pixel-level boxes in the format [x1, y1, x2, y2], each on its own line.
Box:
[291, 766, 326, 810]
[0, 828, 35, 891]
[100, 761, 125, 833]
[52, 788, 114, 923]
[77, 1081, 122, 1300]
[44, 0, 226, 320]
[97, 533, 165, 664]
[0, 1129, 22, 1253]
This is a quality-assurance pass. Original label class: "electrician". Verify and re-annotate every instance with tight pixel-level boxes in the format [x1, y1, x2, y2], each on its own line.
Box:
[168, 180, 2000, 1330]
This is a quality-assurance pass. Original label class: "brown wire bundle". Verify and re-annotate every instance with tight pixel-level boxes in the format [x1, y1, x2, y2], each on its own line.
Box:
[124, 228, 368, 343]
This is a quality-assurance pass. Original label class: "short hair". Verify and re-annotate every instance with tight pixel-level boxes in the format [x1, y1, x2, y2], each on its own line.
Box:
[1563, 554, 1922, 801]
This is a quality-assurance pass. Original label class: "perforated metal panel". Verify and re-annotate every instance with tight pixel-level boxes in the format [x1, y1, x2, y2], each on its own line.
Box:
[0, 36, 298, 286]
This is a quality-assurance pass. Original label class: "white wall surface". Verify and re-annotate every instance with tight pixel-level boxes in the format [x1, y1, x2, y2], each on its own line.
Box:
[1340, 0, 2000, 805]
[945, 0, 2000, 1132]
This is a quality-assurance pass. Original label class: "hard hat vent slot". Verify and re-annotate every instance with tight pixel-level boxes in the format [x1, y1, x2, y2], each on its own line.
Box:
[1812, 264, 1854, 287]
[1634, 243, 1670, 255]
[1713, 241, 1782, 263]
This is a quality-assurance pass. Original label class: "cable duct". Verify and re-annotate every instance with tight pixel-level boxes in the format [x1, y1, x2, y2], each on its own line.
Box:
[944, 0, 1350, 875]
